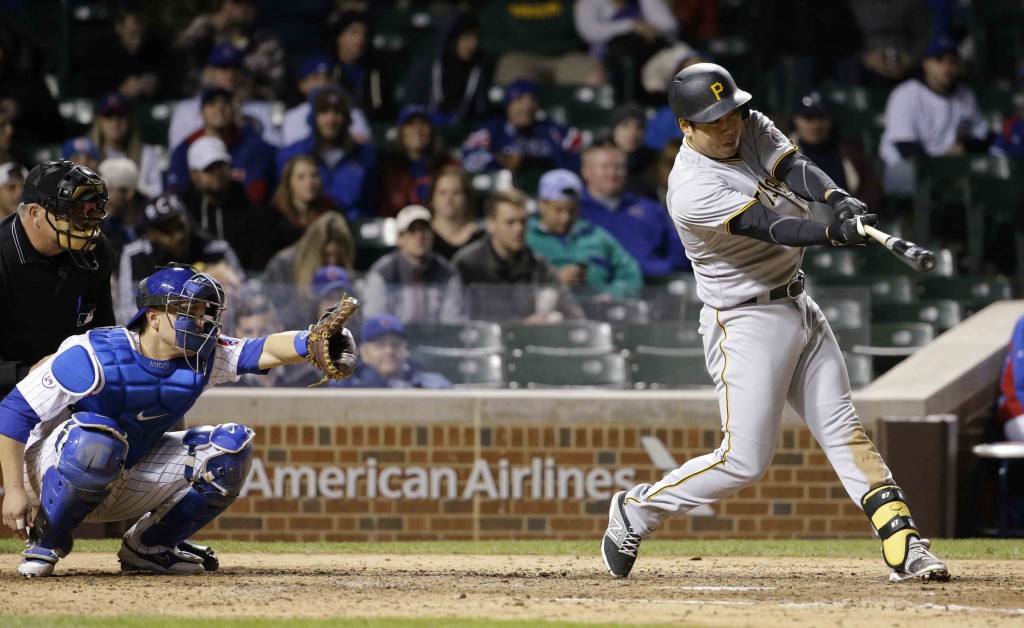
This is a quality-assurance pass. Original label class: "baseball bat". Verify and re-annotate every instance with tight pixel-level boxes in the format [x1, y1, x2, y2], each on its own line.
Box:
[861, 224, 936, 273]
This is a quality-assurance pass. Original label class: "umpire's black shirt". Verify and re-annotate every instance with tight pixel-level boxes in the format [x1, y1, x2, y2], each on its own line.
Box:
[0, 212, 115, 397]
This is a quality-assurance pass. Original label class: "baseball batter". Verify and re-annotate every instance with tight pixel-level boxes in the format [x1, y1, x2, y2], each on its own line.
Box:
[601, 63, 949, 583]
[0, 264, 357, 577]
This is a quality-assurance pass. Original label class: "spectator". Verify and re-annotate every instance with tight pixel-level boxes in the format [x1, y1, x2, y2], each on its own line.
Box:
[653, 137, 681, 204]
[332, 314, 452, 389]
[848, 0, 930, 87]
[377, 105, 455, 218]
[405, 9, 491, 127]
[453, 188, 583, 323]
[0, 162, 27, 219]
[362, 205, 465, 324]
[277, 86, 377, 219]
[61, 137, 101, 172]
[642, 47, 711, 150]
[574, 0, 677, 104]
[167, 43, 279, 152]
[579, 144, 689, 278]
[0, 109, 14, 164]
[310, 264, 358, 327]
[606, 103, 659, 198]
[249, 154, 339, 271]
[176, 136, 260, 270]
[230, 292, 319, 388]
[879, 36, 990, 195]
[430, 166, 485, 260]
[87, 2, 170, 100]
[117, 193, 242, 323]
[280, 54, 372, 146]
[669, 0, 719, 45]
[166, 86, 277, 204]
[461, 79, 585, 174]
[0, 23, 67, 144]
[262, 211, 356, 329]
[527, 168, 642, 300]
[990, 65, 1024, 159]
[790, 91, 884, 213]
[996, 313, 1024, 441]
[88, 91, 164, 198]
[757, 0, 862, 88]
[325, 10, 397, 123]
[477, 0, 604, 86]
[175, 0, 288, 101]
[97, 157, 145, 262]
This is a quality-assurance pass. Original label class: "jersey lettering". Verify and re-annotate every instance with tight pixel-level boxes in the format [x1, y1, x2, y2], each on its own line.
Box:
[710, 82, 724, 101]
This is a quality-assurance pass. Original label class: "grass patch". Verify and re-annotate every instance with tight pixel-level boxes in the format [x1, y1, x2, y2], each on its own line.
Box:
[2, 618, 683, 628]
[1, 538, 1020, 560]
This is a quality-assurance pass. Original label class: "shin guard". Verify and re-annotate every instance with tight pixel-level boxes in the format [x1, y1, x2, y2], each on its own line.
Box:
[862, 484, 919, 570]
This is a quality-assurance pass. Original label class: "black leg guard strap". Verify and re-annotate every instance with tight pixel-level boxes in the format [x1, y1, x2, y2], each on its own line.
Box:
[862, 484, 920, 569]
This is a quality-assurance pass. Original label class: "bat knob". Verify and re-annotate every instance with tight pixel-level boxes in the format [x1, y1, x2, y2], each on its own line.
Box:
[920, 254, 936, 273]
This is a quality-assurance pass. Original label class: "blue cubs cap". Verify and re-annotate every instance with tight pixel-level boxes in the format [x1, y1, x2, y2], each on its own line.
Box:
[207, 43, 243, 68]
[537, 169, 582, 202]
[397, 104, 431, 126]
[312, 264, 353, 297]
[62, 137, 100, 161]
[95, 91, 131, 116]
[505, 79, 540, 105]
[925, 36, 959, 59]
[360, 314, 406, 343]
[298, 54, 333, 80]
[200, 86, 233, 106]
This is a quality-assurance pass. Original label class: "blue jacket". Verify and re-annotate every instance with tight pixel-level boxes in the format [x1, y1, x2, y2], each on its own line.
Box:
[644, 105, 683, 151]
[276, 138, 377, 220]
[332, 361, 452, 389]
[461, 117, 584, 173]
[578, 190, 690, 278]
[166, 125, 278, 204]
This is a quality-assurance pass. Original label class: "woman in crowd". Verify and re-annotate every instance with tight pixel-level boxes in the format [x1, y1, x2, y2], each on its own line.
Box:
[429, 166, 484, 260]
[262, 212, 356, 329]
[88, 91, 164, 198]
[251, 154, 339, 269]
[376, 105, 455, 217]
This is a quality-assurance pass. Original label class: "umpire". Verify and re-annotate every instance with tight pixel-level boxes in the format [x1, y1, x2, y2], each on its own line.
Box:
[0, 160, 114, 398]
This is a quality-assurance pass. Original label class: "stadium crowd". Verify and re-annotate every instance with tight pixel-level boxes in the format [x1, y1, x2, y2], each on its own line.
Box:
[1, 0, 1022, 389]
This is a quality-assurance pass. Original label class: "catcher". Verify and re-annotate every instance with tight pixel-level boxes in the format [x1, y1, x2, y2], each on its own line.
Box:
[0, 264, 357, 577]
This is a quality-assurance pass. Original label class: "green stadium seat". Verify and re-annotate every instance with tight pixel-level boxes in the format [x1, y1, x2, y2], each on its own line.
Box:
[613, 322, 703, 356]
[844, 352, 873, 388]
[857, 242, 956, 277]
[405, 321, 504, 356]
[817, 298, 868, 331]
[350, 217, 397, 271]
[871, 299, 963, 333]
[134, 101, 173, 146]
[583, 299, 650, 324]
[915, 275, 1013, 316]
[857, 321, 936, 375]
[413, 352, 505, 388]
[817, 274, 915, 304]
[503, 321, 614, 356]
[627, 352, 711, 389]
[831, 325, 871, 354]
[804, 248, 858, 277]
[966, 173, 1022, 274]
[913, 156, 973, 244]
[506, 353, 630, 389]
[24, 144, 63, 164]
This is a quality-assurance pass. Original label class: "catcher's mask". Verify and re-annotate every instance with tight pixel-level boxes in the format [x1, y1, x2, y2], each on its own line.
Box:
[128, 264, 226, 371]
[22, 160, 109, 269]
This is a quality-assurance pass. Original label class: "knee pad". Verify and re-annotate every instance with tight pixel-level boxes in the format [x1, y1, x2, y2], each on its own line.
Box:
[34, 413, 128, 550]
[135, 423, 254, 549]
[183, 423, 255, 500]
[862, 484, 919, 570]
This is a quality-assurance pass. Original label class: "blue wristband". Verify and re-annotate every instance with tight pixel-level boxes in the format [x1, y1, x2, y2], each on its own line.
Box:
[293, 331, 311, 358]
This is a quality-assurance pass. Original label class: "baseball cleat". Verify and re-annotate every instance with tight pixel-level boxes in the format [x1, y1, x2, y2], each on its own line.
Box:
[178, 540, 219, 571]
[889, 538, 950, 583]
[19, 545, 60, 578]
[118, 541, 205, 575]
[602, 491, 642, 578]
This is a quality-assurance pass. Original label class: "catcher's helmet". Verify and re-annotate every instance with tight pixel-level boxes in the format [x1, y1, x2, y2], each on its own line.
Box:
[128, 264, 226, 370]
[667, 63, 752, 124]
[22, 160, 109, 268]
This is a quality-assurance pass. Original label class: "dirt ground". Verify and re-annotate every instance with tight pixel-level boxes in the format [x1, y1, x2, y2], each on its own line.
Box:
[1, 552, 1022, 627]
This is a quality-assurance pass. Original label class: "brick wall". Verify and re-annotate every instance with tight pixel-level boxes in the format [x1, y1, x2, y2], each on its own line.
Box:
[204, 419, 872, 542]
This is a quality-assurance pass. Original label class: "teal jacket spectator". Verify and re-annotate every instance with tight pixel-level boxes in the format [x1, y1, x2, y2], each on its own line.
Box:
[526, 169, 642, 299]
[276, 86, 377, 220]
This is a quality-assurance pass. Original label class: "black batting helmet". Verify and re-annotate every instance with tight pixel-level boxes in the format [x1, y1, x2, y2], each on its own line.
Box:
[667, 63, 752, 124]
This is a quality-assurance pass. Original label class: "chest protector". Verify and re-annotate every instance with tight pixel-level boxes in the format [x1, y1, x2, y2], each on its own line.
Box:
[75, 328, 212, 468]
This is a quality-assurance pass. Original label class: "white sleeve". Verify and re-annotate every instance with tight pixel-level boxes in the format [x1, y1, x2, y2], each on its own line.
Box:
[882, 85, 919, 144]
[669, 172, 757, 235]
[206, 336, 248, 387]
[749, 111, 797, 179]
[574, 0, 634, 45]
[640, 0, 678, 38]
[168, 99, 200, 153]
[16, 336, 95, 423]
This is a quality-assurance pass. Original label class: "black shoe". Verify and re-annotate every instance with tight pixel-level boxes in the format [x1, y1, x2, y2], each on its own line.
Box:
[601, 491, 642, 578]
[178, 540, 219, 571]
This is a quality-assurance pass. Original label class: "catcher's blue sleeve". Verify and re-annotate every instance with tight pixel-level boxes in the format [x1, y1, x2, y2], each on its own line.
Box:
[0, 389, 41, 443]
[237, 337, 269, 375]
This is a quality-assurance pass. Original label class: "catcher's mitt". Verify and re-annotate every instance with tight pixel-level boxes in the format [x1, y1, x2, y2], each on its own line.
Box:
[305, 296, 360, 387]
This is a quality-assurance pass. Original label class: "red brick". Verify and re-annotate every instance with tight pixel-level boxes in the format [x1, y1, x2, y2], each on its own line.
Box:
[292, 449, 335, 463]
[723, 502, 768, 515]
[795, 503, 838, 516]
[761, 518, 805, 532]
[795, 469, 837, 482]
[592, 429, 604, 448]
[760, 486, 804, 499]
[335, 426, 347, 446]
[809, 486, 827, 499]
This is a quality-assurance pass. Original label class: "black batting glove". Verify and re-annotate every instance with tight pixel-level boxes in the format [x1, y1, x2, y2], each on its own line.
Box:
[826, 189, 868, 221]
[827, 213, 878, 247]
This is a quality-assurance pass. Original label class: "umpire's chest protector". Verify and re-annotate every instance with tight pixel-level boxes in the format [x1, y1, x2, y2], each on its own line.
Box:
[75, 328, 211, 467]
